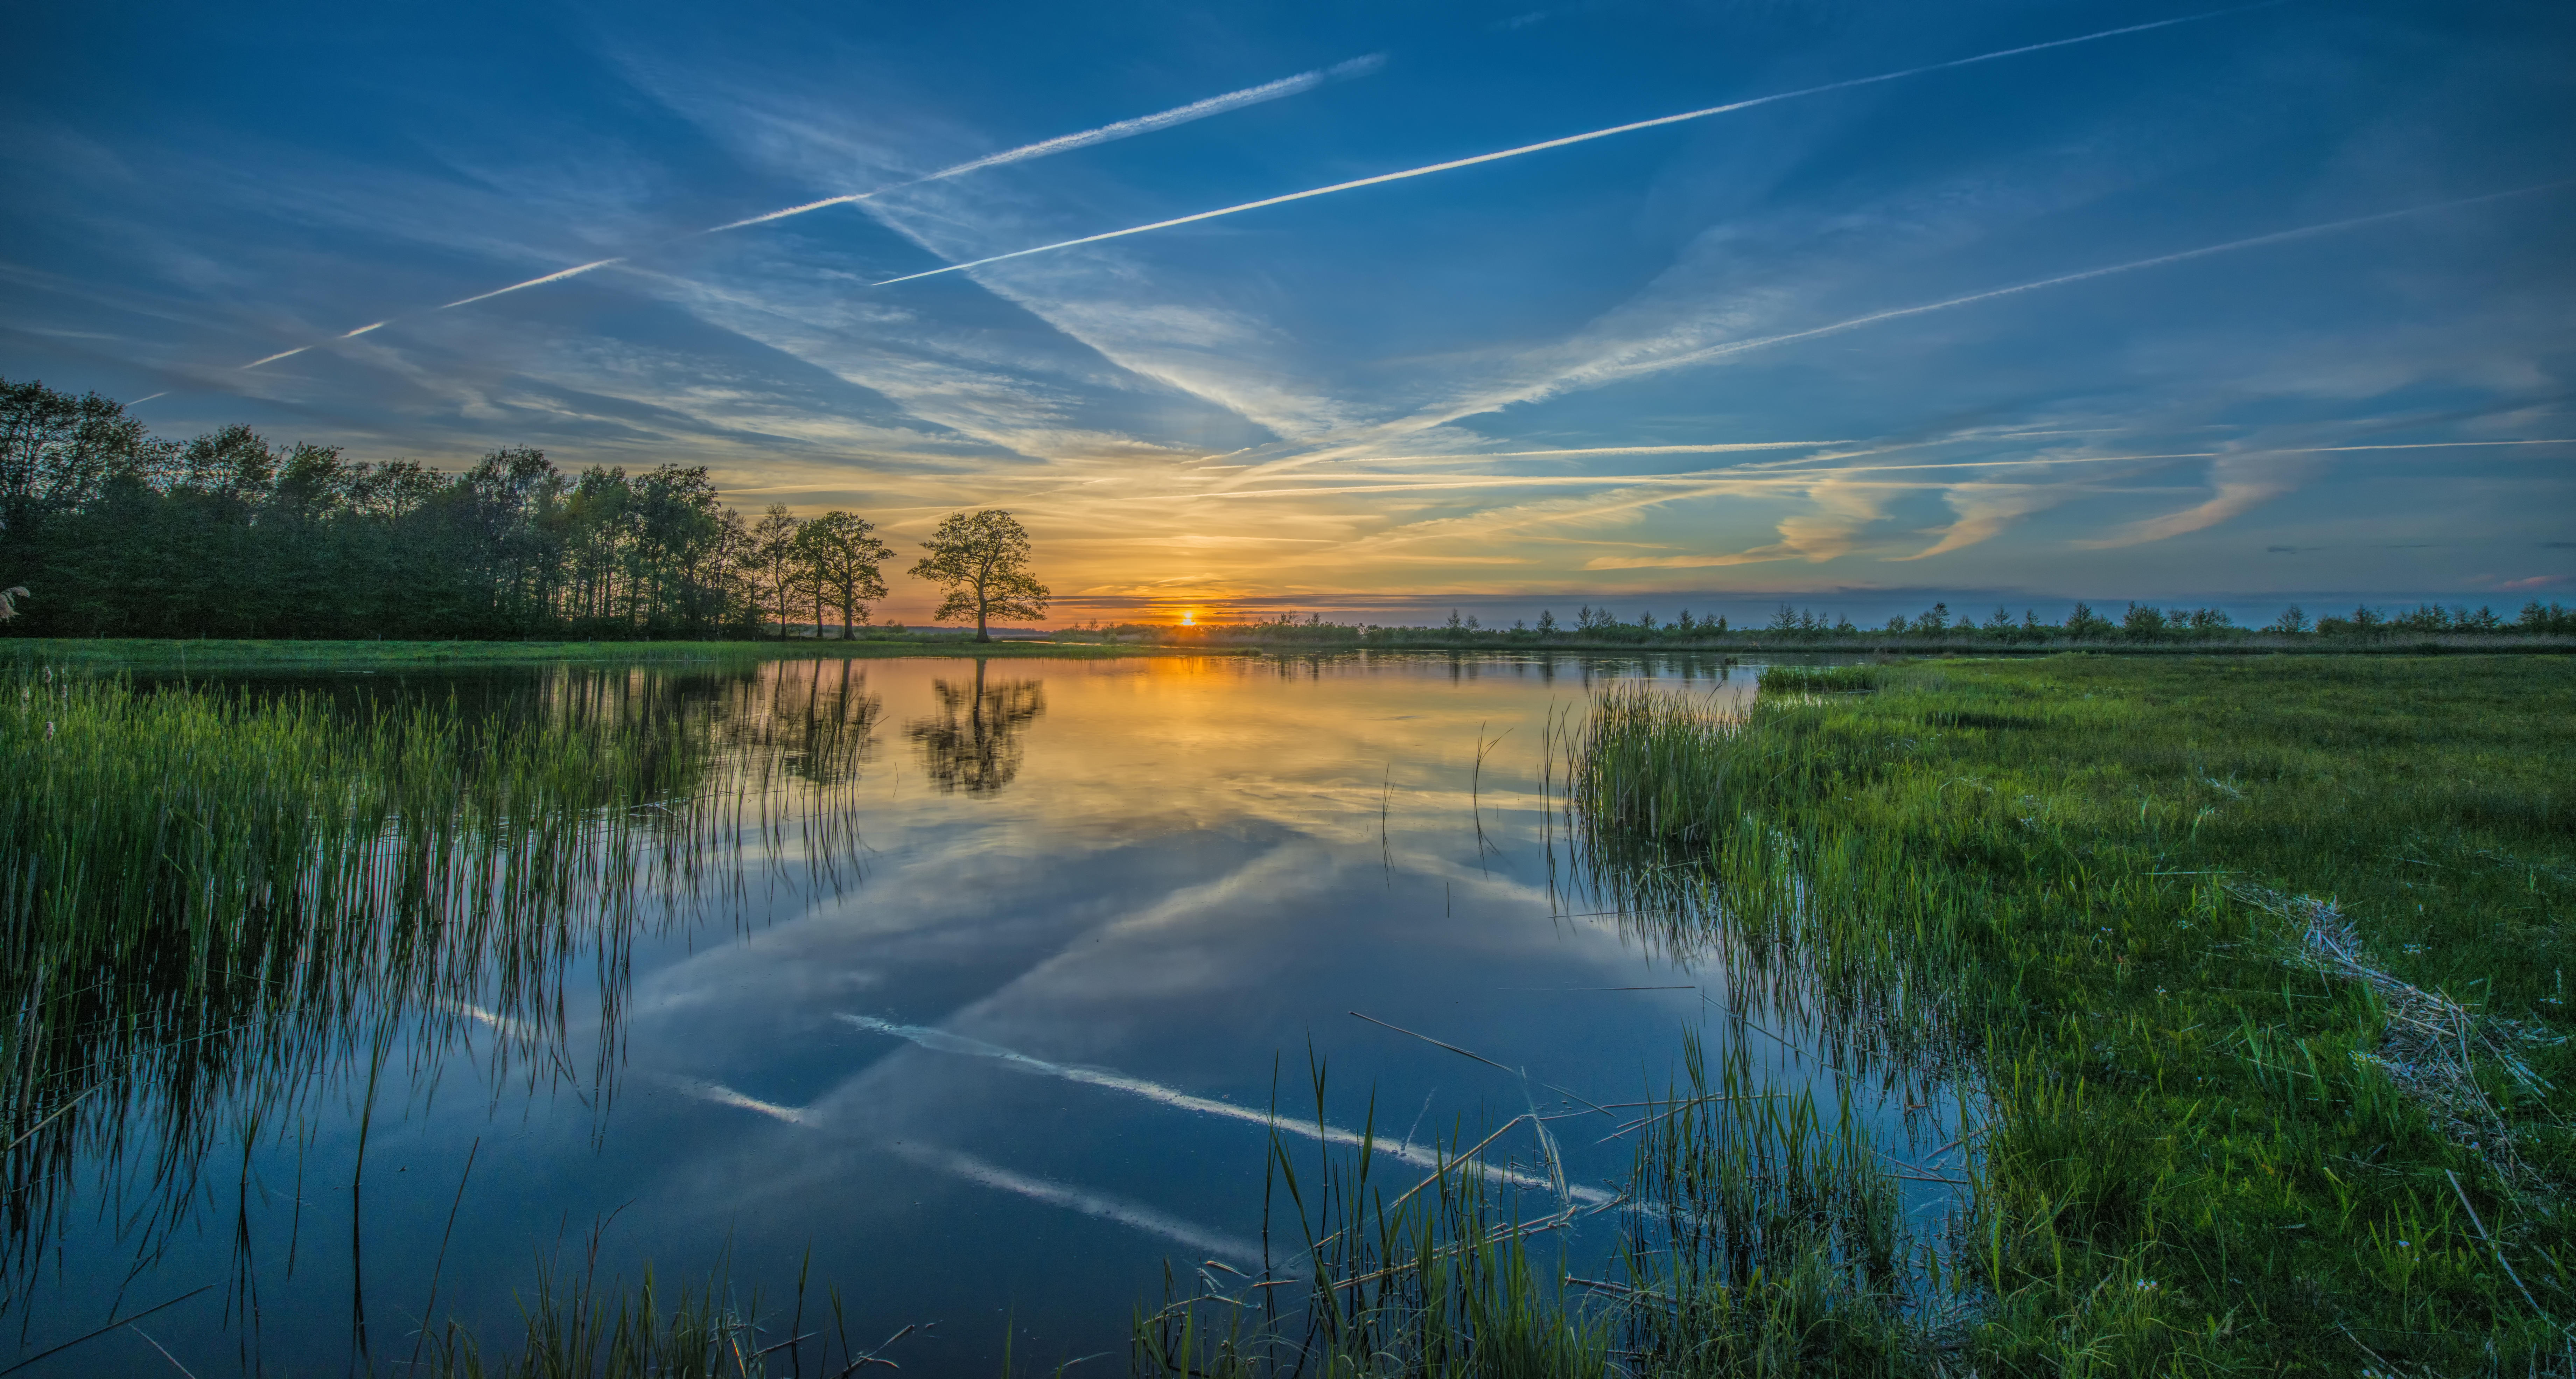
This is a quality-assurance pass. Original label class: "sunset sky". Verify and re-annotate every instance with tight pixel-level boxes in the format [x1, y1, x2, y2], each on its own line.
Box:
[3, 0, 2570, 624]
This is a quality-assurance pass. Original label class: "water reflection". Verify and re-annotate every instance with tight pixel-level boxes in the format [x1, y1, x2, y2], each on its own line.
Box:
[0, 660, 881, 1325]
[907, 659, 1047, 795]
[723, 658, 887, 787]
[9, 651, 1938, 1376]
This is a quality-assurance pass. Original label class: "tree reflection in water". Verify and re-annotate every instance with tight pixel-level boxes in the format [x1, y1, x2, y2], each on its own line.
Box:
[726, 657, 887, 787]
[906, 660, 1047, 794]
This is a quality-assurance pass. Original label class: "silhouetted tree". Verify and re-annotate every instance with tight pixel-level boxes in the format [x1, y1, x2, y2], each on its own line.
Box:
[752, 505, 802, 638]
[795, 511, 891, 639]
[0, 378, 771, 640]
[910, 509, 1049, 642]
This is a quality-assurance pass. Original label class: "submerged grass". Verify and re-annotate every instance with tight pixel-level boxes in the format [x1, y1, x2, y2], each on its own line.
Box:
[0, 663, 878, 1320]
[1135, 1028, 1938, 1379]
[416, 1241, 920, 1379]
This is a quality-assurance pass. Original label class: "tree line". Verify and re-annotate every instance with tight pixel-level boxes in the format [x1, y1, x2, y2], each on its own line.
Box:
[1065, 595, 2576, 647]
[0, 379, 1047, 641]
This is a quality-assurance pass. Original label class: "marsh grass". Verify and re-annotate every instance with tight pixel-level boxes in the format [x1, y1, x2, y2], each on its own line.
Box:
[420, 1262, 775, 1379]
[1132, 1025, 1948, 1379]
[1563, 655, 2576, 1372]
[414, 1239, 922, 1379]
[0, 663, 878, 1318]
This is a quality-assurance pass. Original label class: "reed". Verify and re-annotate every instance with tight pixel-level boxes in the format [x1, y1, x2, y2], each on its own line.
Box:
[1565, 654, 2575, 1372]
[1132, 1024, 1949, 1379]
[416, 1245, 791, 1379]
[0, 662, 877, 1317]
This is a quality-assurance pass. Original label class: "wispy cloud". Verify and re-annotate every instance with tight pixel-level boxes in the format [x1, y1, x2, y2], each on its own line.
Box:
[236, 57, 1383, 369]
[1583, 476, 1887, 568]
[871, 6, 2270, 287]
[1888, 482, 2076, 561]
[707, 56, 1385, 234]
[1414, 184, 2576, 432]
[2073, 452, 2313, 548]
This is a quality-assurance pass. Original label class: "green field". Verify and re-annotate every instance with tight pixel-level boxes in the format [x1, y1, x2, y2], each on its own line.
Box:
[1554, 653, 2575, 1374]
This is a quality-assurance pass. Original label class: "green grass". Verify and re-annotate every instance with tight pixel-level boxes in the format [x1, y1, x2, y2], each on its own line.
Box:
[414, 1240, 924, 1379]
[1135, 1026, 1938, 1379]
[1568, 654, 2574, 1374]
[15, 653, 2568, 1373]
[0, 635, 1206, 671]
[0, 666, 873, 1316]
[923, 652, 2576, 1376]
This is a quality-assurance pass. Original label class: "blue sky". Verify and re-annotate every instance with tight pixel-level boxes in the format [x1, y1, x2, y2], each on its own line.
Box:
[4, 0, 2570, 623]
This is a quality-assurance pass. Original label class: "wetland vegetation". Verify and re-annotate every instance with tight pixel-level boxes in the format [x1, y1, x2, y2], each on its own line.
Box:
[3, 651, 2566, 1376]
[1140, 654, 2574, 1376]
[1, 661, 882, 1360]
[1560, 654, 2574, 1372]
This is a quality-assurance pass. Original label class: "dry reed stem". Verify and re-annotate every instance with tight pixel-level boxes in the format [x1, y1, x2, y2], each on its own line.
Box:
[2234, 884, 2561, 1195]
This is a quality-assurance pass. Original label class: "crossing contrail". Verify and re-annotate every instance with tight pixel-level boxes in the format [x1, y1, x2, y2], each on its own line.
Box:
[705, 55, 1386, 234]
[236, 57, 1382, 368]
[871, 3, 2277, 287]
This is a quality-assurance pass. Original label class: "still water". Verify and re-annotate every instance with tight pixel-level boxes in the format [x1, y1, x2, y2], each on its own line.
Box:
[13, 652, 1947, 1375]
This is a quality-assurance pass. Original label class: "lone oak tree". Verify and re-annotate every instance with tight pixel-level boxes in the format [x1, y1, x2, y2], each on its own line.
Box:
[909, 509, 1048, 642]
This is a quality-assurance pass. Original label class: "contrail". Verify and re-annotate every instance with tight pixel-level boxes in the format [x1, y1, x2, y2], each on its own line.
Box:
[872, 3, 2276, 286]
[442, 259, 628, 310]
[1642, 181, 2575, 373]
[236, 57, 1381, 368]
[1194, 437, 2576, 499]
[705, 55, 1387, 234]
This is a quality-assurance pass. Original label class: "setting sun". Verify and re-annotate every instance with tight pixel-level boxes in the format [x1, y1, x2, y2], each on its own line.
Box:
[1179, 610, 1195, 626]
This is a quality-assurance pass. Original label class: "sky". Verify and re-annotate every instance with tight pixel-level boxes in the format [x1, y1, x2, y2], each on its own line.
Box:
[3, 0, 2571, 626]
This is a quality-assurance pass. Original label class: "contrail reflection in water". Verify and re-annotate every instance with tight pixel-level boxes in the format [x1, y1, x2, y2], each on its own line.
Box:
[665, 1076, 1262, 1262]
[838, 1014, 1609, 1205]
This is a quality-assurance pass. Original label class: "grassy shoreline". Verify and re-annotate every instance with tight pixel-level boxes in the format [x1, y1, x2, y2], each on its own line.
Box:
[0, 634, 1209, 671]
[7, 632, 2570, 674]
[1564, 654, 2574, 1373]
[1058, 629, 2576, 657]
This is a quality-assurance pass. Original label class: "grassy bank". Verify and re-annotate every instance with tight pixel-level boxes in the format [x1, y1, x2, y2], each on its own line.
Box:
[11, 630, 2570, 675]
[1565, 654, 2573, 1373]
[1148, 653, 2572, 1376]
[0, 634, 1199, 672]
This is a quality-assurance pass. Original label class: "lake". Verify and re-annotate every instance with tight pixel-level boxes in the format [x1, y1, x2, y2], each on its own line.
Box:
[8, 652, 1957, 1375]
